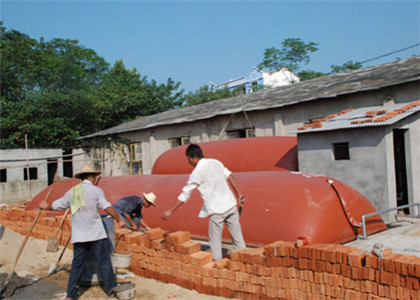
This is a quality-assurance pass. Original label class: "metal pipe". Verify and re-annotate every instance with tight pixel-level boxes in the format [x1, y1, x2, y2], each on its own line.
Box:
[358, 202, 420, 240]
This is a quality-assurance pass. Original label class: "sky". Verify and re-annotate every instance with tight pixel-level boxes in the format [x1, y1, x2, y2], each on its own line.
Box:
[1, 0, 419, 93]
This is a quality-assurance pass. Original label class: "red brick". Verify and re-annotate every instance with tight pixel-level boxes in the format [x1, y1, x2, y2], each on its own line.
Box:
[381, 253, 401, 273]
[145, 227, 164, 240]
[190, 251, 213, 266]
[365, 254, 378, 269]
[123, 231, 145, 244]
[214, 258, 231, 270]
[348, 249, 367, 267]
[407, 256, 420, 277]
[150, 238, 165, 250]
[165, 231, 191, 245]
[174, 240, 201, 255]
[115, 228, 132, 239]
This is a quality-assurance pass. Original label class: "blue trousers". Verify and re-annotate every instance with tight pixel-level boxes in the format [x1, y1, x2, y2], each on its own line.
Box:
[120, 214, 140, 228]
[67, 238, 117, 298]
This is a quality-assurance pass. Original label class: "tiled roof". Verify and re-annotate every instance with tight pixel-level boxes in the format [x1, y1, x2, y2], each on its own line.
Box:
[82, 56, 420, 139]
[295, 99, 420, 134]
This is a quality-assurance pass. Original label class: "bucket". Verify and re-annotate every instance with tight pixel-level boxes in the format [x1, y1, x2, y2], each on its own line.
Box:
[114, 283, 136, 299]
[111, 253, 132, 268]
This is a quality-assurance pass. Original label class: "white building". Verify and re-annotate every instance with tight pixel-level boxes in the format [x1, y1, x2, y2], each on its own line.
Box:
[0, 148, 89, 204]
[212, 67, 299, 94]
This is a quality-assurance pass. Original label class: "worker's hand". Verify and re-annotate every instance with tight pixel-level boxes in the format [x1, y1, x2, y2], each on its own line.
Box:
[145, 226, 151, 231]
[39, 202, 50, 210]
[161, 210, 172, 221]
[238, 195, 245, 206]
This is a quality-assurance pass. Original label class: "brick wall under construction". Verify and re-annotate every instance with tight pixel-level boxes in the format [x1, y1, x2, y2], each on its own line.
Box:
[0, 208, 419, 300]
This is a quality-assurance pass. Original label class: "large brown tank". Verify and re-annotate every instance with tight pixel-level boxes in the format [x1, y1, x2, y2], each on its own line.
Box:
[26, 171, 387, 246]
[152, 136, 298, 174]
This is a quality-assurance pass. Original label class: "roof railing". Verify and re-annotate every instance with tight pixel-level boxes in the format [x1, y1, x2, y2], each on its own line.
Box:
[357, 202, 420, 240]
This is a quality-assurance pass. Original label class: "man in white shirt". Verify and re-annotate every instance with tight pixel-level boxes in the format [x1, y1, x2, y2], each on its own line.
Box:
[40, 164, 125, 299]
[162, 144, 246, 261]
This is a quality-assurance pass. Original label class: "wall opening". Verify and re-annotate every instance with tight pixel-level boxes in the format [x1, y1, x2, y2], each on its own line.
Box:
[23, 167, 38, 180]
[0, 169, 6, 183]
[47, 159, 58, 185]
[332, 142, 350, 160]
[393, 129, 409, 212]
[63, 148, 73, 177]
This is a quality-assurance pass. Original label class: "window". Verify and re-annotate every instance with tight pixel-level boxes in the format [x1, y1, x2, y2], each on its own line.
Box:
[0, 169, 6, 182]
[226, 128, 255, 139]
[169, 137, 190, 148]
[333, 142, 350, 160]
[129, 143, 142, 175]
[250, 81, 259, 93]
[23, 167, 38, 180]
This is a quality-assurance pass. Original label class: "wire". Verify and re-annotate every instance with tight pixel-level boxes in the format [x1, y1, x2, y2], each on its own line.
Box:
[361, 43, 420, 64]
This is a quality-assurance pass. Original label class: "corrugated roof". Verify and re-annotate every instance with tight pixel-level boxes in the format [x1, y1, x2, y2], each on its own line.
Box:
[82, 56, 420, 139]
[294, 99, 420, 134]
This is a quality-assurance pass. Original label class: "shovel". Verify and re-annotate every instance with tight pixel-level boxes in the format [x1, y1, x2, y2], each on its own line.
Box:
[47, 208, 69, 252]
[1, 189, 53, 296]
[48, 233, 71, 275]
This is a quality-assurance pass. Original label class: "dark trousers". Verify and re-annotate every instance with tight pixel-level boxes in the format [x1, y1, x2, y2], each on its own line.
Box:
[67, 238, 117, 298]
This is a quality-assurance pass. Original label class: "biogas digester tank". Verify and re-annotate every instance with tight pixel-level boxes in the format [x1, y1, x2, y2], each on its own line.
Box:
[27, 174, 386, 246]
[27, 137, 386, 246]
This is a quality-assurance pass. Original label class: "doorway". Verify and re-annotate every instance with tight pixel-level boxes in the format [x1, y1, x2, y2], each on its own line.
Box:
[47, 160, 58, 185]
[393, 129, 409, 212]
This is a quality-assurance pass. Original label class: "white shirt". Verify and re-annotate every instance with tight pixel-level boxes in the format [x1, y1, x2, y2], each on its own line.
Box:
[178, 158, 236, 218]
[52, 180, 111, 244]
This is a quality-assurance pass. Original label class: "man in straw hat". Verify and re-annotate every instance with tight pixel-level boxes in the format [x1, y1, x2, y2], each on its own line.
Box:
[162, 143, 246, 261]
[112, 192, 157, 231]
[40, 163, 126, 299]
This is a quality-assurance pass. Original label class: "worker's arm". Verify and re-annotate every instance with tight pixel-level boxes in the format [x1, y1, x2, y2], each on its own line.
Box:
[140, 218, 151, 231]
[122, 212, 137, 230]
[162, 199, 184, 220]
[105, 206, 127, 228]
[228, 174, 245, 206]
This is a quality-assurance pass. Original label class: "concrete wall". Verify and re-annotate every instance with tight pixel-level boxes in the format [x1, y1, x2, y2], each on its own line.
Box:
[297, 113, 419, 223]
[0, 148, 90, 204]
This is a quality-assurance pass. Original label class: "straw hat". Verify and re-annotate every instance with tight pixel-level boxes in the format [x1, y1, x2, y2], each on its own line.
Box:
[143, 192, 157, 206]
[74, 164, 101, 179]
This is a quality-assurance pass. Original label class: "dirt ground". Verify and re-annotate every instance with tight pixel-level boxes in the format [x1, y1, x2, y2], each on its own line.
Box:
[0, 225, 233, 300]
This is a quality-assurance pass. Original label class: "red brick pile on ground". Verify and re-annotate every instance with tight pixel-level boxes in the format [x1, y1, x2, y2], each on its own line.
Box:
[1, 208, 419, 299]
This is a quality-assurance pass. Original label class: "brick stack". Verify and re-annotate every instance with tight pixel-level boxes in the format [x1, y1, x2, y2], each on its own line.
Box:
[1, 208, 419, 299]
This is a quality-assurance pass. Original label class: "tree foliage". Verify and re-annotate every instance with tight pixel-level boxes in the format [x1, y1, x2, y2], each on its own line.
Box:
[258, 38, 319, 74]
[180, 84, 238, 107]
[330, 60, 363, 74]
[0, 23, 182, 148]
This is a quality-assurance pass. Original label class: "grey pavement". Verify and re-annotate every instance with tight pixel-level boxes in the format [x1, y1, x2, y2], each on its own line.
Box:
[345, 216, 420, 257]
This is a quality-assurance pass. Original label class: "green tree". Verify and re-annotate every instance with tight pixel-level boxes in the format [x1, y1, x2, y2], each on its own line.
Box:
[297, 70, 327, 81]
[257, 38, 319, 74]
[330, 60, 363, 74]
[0, 24, 183, 148]
[180, 84, 238, 107]
[90, 60, 183, 132]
